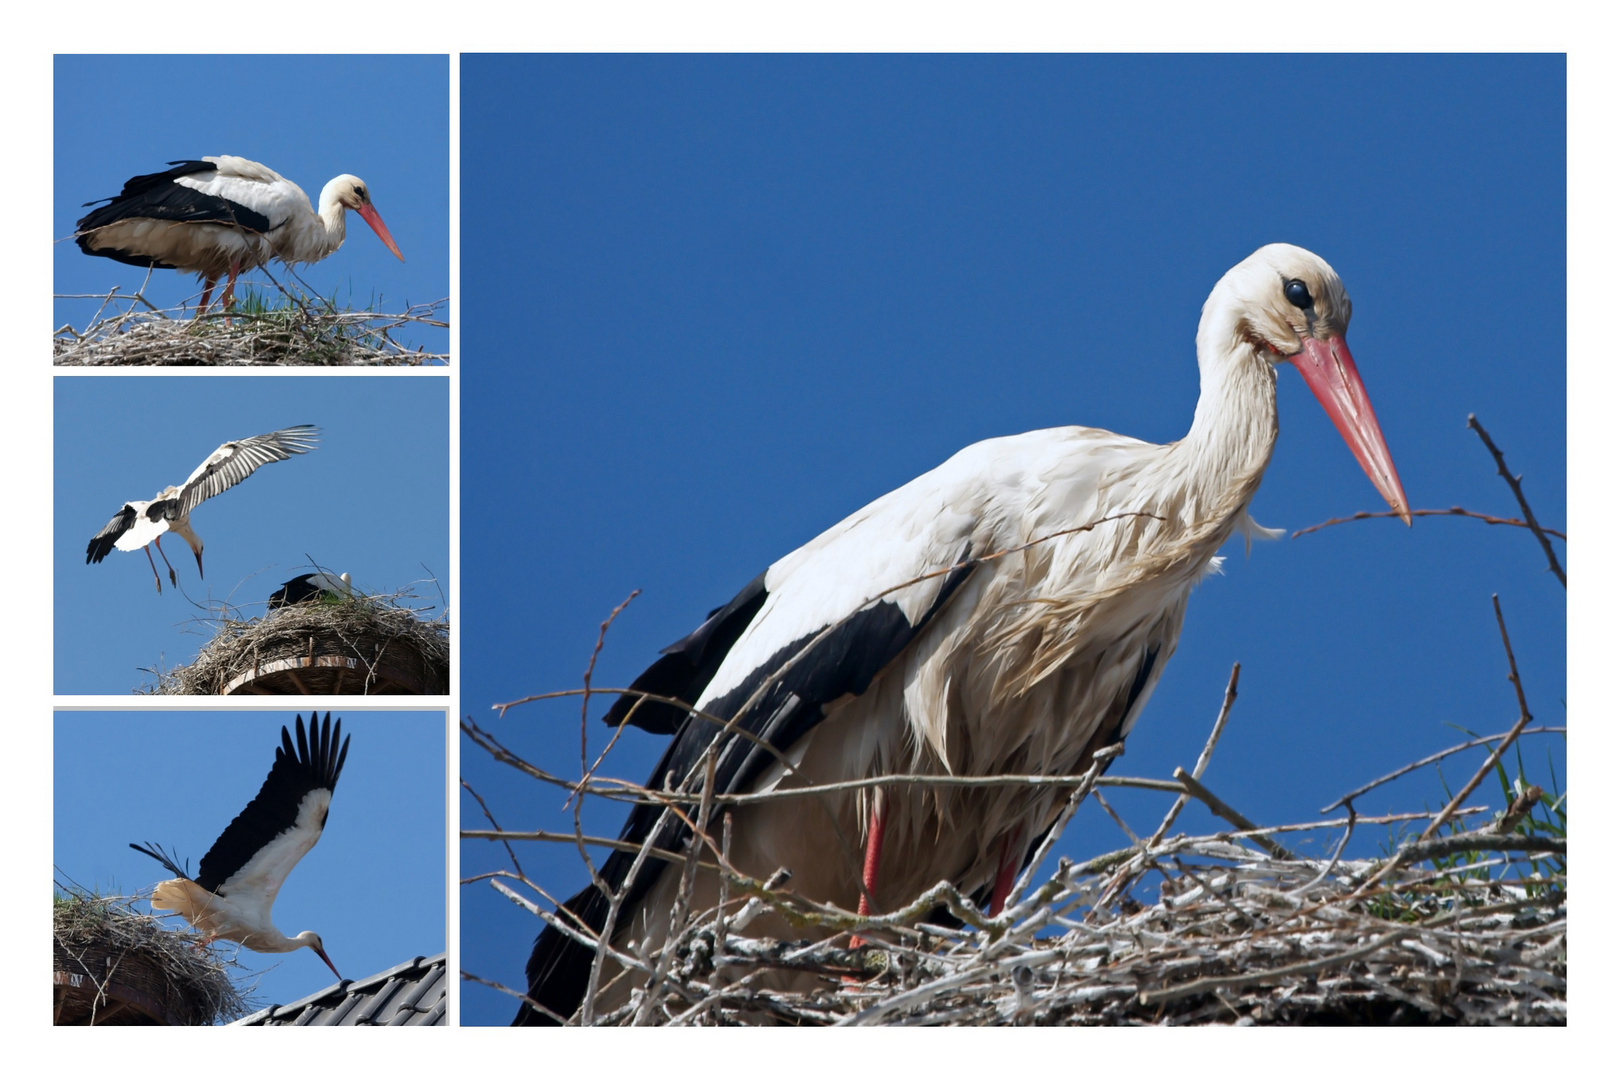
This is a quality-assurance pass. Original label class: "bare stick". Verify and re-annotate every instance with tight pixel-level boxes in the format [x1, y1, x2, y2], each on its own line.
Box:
[572, 589, 642, 804]
[1292, 506, 1566, 541]
[1149, 663, 1241, 846]
[461, 779, 526, 880]
[1321, 725, 1564, 813]
[1419, 595, 1535, 841]
[1467, 414, 1565, 587]
[1173, 768, 1292, 860]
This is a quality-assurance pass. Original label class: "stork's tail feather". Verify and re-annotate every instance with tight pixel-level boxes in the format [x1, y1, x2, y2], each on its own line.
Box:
[128, 840, 189, 880]
[513, 881, 613, 1026]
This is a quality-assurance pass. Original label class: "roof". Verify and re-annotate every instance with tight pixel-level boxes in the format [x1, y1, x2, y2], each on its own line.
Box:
[232, 952, 445, 1026]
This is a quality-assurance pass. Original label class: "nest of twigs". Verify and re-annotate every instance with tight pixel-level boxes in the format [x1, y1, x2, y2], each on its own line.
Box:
[467, 709, 1565, 1027]
[600, 819, 1564, 1026]
[147, 590, 449, 696]
[53, 887, 248, 1026]
[53, 286, 449, 366]
[463, 414, 1564, 1026]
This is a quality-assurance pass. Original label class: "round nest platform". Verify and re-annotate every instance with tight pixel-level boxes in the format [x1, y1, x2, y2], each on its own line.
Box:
[54, 890, 246, 1026]
[148, 594, 448, 696]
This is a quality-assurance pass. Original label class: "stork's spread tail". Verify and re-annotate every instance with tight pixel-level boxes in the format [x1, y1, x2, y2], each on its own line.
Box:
[129, 840, 189, 880]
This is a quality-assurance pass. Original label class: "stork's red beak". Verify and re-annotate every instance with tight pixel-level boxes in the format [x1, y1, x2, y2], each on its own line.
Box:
[314, 945, 343, 982]
[356, 202, 406, 262]
[1289, 334, 1411, 524]
[194, 550, 205, 579]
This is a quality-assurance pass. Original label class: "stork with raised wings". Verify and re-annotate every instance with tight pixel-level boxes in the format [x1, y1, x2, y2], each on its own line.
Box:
[514, 243, 1411, 1025]
[131, 711, 350, 980]
[86, 425, 319, 593]
[75, 155, 405, 313]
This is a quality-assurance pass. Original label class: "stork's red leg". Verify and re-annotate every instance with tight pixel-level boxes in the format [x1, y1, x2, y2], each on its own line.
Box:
[143, 546, 163, 594]
[987, 831, 1023, 917]
[849, 791, 886, 951]
[197, 279, 216, 317]
[153, 535, 179, 587]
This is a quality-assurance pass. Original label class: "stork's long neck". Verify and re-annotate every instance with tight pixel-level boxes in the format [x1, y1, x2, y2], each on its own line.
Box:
[1165, 313, 1280, 543]
[311, 185, 348, 261]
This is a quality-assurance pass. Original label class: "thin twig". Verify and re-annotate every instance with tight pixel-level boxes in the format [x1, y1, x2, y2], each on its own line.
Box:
[1467, 414, 1566, 587]
[1150, 662, 1241, 846]
[1292, 506, 1566, 541]
[1419, 595, 1535, 841]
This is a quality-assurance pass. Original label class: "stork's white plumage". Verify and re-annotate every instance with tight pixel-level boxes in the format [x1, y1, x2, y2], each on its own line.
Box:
[75, 155, 405, 313]
[515, 243, 1411, 1025]
[86, 425, 319, 593]
[131, 712, 351, 980]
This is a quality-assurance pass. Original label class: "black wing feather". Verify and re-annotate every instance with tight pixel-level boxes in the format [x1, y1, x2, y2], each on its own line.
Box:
[516, 550, 977, 1025]
[602, 572, 769, 735]
[76, 160, 273, 268]
[85, 504, 137, 564]
[194, 711, 349, 894]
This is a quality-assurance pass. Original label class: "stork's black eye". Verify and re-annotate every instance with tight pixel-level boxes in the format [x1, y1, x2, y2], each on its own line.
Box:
[1284, 279, 1312, 309]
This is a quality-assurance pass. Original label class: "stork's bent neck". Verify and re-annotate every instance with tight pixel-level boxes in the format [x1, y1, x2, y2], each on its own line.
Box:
[1174, 321, 1280, 530]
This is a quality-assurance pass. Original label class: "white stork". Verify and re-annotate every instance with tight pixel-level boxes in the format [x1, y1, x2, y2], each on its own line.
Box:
[75, 155, 405, 313]
[131, 712, 350, 981]
[514, 243, 1411, 1025]
[269, 571, 354, 609]
[86, 425, 319, 593]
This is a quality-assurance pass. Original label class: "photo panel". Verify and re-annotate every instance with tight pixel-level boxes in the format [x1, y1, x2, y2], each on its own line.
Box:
[55, 375, 450, 696]
[53, 707, 447, 1025]
[456, 54, 1565, 1025]
[54, 54, 450, 367]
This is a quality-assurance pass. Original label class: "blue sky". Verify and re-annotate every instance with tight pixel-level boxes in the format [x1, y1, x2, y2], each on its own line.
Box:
[53, 55, 449, 358]
[457, 54, 1566, 1025]
[55, 375, 449, 694]
[54, 708, 445, 1019]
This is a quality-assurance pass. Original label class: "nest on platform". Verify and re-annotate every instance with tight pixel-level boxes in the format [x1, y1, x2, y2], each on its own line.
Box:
[53, 886, 248, 1026]
[147, 588, 449, 696]
[53, 284, 448, 367]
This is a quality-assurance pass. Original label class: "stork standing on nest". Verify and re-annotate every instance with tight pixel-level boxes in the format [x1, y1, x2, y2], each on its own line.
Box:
[514, 243, 1411, 1025]
[131, 711, 351, 981]
[75, 155, 405, 314]
[86, 425, 320, 593]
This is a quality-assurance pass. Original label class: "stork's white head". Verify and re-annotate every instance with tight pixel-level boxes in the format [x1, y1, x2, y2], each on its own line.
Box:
[1202, 243, 1410, 524]
[295, 930, 343, 981]
[1201, 243, 1350, 360]
[320, 175, 405, 262]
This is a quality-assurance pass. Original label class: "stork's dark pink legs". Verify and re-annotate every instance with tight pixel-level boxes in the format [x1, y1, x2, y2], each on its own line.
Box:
[143, 546, 164, 593]
[152, 535, 179, 587]
[849, 793, 886, 951]
[987, 832, 1022, 917]
[197, 278, 217, 316]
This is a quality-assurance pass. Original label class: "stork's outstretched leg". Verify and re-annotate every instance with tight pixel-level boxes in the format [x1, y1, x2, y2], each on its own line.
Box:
[849, 790, 886, 952]
[196, 278, 217, 317]
[143, 546, 164, 594]
[987, 830, 1024, 917]
[153, 535, 179, 588]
